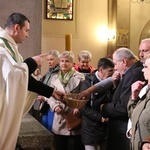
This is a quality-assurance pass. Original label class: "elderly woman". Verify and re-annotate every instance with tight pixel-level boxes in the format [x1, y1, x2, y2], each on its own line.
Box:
[127, 54, 150, 150]
[46, 51, 85, 150]
[74, 50, 95, 74]
[36, 50, 60, 130]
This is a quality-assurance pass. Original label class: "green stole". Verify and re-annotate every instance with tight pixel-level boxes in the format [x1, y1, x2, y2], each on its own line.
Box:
[0, 37, 17, 62]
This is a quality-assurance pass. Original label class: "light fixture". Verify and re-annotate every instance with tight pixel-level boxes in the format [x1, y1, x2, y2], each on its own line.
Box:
[108, 29, 116, 41]
[131, 0, 150, 4]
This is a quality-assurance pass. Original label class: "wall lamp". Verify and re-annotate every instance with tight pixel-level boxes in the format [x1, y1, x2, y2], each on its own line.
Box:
[108, 29, 116, 41]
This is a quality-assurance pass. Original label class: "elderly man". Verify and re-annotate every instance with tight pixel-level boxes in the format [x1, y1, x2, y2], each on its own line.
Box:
[100, 48, 145, 150]
[78, 48, 145, 150]
[139, 38, 150, 63]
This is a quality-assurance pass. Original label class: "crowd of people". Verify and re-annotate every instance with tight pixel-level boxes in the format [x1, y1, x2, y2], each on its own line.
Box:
[1, 12, 150, 150]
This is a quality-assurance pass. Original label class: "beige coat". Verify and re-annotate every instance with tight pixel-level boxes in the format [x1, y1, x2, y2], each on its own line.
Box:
[47, 71, 84, 135]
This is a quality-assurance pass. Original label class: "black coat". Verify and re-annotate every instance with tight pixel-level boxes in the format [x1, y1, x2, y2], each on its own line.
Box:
[24, 58, 54, 98]
[80, 71, 113, 145]
[101, 61, 145, 150]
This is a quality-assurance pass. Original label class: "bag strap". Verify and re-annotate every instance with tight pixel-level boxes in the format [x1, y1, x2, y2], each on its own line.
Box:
[0, 37, 17, 62]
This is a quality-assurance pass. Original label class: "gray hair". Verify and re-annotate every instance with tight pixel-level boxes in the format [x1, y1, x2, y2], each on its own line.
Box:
[48, 50, 60, 58]
[78, 50, 92, 60]
[59, 51, 74, 62]
[114, 47, 135, 61]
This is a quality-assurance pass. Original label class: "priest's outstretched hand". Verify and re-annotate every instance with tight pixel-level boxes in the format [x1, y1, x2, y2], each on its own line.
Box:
[52, 90, 65, 101]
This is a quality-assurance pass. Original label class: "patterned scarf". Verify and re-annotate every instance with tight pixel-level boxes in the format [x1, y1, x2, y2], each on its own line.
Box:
[58, 68, 75, 87]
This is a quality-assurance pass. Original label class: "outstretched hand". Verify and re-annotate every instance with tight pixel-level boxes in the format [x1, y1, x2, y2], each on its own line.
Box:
[32, 53, 48, 67]
[52, 90, 65, 101]
[76, 86, 97, 100]
[76, 90, 90, 100]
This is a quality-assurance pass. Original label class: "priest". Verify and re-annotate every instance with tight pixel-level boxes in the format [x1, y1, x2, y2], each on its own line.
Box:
[0, 13, 64, 150]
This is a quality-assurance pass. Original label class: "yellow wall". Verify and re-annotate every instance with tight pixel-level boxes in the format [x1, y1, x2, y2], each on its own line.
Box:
[117, 0, 150, 55]
[41, 0, 108, 74]
[41, 1, 150, 75]
[130, 2, 150, 55]
[117, 0, 150, 56]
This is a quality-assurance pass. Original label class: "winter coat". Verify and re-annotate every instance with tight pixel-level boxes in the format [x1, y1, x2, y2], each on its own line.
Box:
[128, 88, 150, 150]
[47, 70, 85, 135]
[80, 71, 112, 145]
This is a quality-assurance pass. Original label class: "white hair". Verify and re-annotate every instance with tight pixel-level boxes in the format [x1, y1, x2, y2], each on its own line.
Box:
[114, 47, 135, 61]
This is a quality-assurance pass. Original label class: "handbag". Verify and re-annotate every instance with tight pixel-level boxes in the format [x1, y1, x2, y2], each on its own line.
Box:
[64, 113, 82, 131]
[42, 110, 54, 132]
